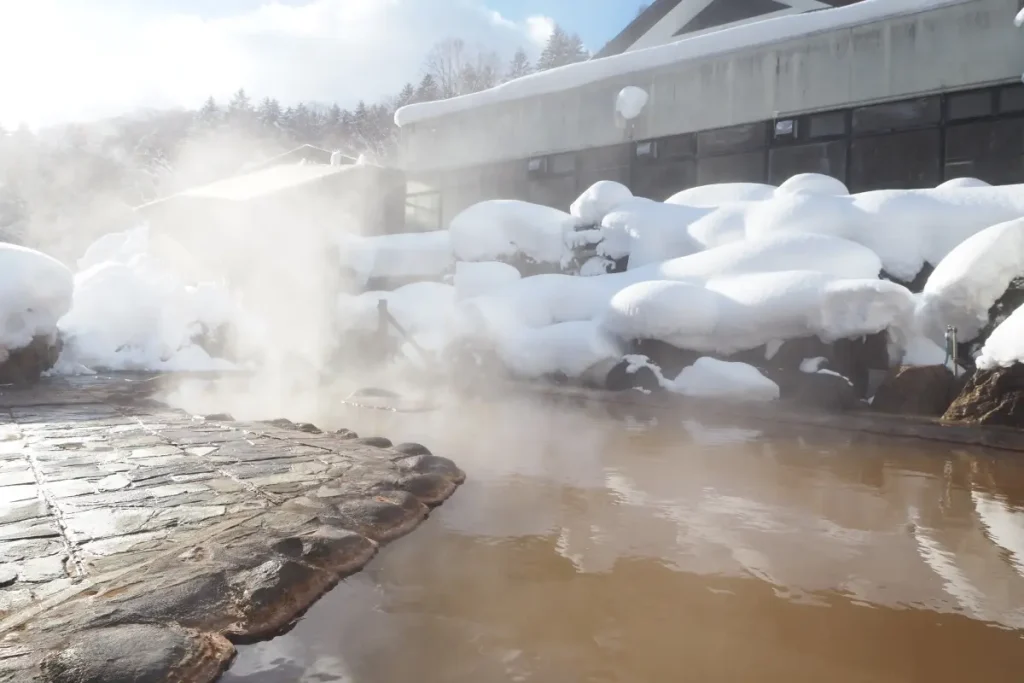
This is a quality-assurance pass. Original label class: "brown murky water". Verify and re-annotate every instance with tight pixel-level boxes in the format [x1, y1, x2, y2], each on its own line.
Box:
[177, 385, 1024, 683]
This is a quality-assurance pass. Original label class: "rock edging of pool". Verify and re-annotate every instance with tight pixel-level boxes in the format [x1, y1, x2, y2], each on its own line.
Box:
[0, 376, 464, 683]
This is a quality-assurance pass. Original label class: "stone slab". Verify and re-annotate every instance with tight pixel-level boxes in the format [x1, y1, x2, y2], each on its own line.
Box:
[0, 375, 464, 682]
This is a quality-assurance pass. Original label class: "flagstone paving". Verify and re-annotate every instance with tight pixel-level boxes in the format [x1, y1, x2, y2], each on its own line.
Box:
[0, 375, 464, 682]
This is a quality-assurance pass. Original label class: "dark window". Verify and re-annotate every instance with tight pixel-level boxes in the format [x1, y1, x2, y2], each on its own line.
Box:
[657, 133, 697, 160]
[852, 97, 941, 135]
[769, 140, 847, 184]
[632, 161, 697, 201]
[697, 151, 766, 185]
[946, 90, 994, 121]
[697, 123, 767, 156]
[946, 118, 1024, 163]
[999, 85, 1024, 114]
[578, 144, 631, 171]
[849, 128, 941, 191]
[945, 117, 1024, 184]
[806, 111, 848, 139]
[480, 162, 526, 200]
[528, 175, 578, 210]
[548, 152, 577, 175]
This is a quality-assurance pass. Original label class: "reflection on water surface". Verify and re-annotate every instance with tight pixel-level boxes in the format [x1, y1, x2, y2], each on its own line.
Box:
[175, 387, 1024, 682]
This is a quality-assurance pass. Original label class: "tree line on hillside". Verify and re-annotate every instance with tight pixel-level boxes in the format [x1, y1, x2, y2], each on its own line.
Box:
[0, 25, 590, 259]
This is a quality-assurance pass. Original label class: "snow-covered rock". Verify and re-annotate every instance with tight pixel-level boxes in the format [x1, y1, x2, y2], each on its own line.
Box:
[599, 199, 705, 268]
[665, 182, 775, 207]
[453, 261, 522, 299]
[776, 173, 849, 196]
[669, 357, 779, 402]
[449, 200, 581, 265]
[915, 218, 1024, 345]
[570, 181, 634, 225]
[336, 230, 453, 287]
[0, 243, 73, 360]
[976, 303, 1024, 371]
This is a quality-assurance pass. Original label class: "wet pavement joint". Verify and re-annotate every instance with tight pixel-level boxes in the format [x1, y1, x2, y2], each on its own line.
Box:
[0, 375, 465, 683]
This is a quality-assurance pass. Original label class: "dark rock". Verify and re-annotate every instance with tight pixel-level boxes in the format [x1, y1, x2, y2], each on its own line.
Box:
[334, 428, 358, 439]
[605, 357, 662, 393]
[629, 339, 700, 380]
[882, 263, 934, 294]
[767, 337, 833, 371]
[831, 331, 890, 398]
[944, 364, 1024, 427]
[392, 442, 432, 456]
[40, 623, 233, 683]
[766, 369, 860, 413]
[352, 436, 392, 449]
[262, 418, 295, 429]
[0, 564, 17, 587]
[872, 365, 962, 416]
[270, 527, 377, 575]
[293, 422, 322, 434]
[315, 491, 429, 542]
[89, 572, 238, 632]
[0, 334, 62, 386]
[203, 413, 234, 421]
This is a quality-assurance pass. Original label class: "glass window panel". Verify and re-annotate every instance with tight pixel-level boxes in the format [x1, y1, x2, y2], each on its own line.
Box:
[697, 123, 767, 156]
[849, 128, 940, 191]
[947, 91, 994, 121]
[806, 111, 848, 139]
[697, 151, 766, 185]
[852, 97, 940, 135]
[769, 140, 847, 184]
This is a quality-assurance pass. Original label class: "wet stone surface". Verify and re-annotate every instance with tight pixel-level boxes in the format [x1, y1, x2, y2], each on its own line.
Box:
[0, 375, 464, 682]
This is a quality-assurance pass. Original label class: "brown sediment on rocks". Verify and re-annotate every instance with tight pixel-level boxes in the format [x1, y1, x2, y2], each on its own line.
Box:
[0, 374, 464, 683]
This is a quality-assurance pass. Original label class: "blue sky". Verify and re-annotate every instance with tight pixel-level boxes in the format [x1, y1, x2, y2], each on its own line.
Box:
[1, 0, 644, 127]
[488, 1, 640, 50]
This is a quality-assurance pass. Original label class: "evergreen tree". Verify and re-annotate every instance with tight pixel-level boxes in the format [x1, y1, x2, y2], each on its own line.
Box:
[395, 83, 416, 108]
[414, 74, 440, 103]
[537, 26, 589, 71]
[256, 97, 282, 128]
[228, 89, 252, 115]
[505, 48, 532, 82]
[197, 96, 220, 126]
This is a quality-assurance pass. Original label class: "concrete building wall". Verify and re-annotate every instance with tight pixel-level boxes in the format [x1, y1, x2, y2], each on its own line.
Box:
[401, 0, 1024, 174]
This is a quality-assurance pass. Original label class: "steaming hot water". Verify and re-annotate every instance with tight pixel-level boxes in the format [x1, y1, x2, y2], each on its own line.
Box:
[165, 380, 1024, 683]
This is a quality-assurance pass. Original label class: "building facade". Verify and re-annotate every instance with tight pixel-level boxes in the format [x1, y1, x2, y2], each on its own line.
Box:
[397, 0, 1024, 230]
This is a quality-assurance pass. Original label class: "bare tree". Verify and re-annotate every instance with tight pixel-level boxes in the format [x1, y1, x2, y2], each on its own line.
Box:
[423, 38, 467, 99]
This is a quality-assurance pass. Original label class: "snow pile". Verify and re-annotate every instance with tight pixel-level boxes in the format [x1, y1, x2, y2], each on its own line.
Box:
[776, 173, 849, 196]
[453, 261, 521, 299]
[615, 86, 649, 121]
[337, 281, 458, 354]
[449, 200, 581, 264]
[570, 181, 634, 225]
[976, 304, 1024, 371]
[492, 320, 622, 380]
[666, 183, 775, 207]
[336, 230, 452, 286]
[0, 244, 74, 357]
[600, 271, 915, 356]
[669, 357, 780, 402]
[59, 241, 237, 372]
[915, 218, 1024, 344]
[599, 199, 705, 267]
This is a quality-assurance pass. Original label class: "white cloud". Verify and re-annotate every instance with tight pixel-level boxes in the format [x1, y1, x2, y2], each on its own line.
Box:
[0, 0, 553, 128]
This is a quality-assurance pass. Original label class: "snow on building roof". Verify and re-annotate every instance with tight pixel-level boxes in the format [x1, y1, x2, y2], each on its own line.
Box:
[395, 0, 963, 128]
[145, 162, 358, 205]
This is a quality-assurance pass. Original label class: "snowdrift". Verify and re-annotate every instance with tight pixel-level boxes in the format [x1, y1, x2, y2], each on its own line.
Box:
[0, 243, 73, 358]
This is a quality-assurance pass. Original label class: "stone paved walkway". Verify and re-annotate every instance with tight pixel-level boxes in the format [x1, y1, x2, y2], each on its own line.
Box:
[0, 375, 464, 682]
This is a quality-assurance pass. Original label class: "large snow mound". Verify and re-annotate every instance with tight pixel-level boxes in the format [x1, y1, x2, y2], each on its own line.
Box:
[59, 259, 236, 372]
[453, 261, 522, 299]
[669, 357, 780, 402]
[976, 304, 1024, 371]
[337, 281, 457, 354]
[494, 320, 622, 380]
[337, 230, 452, 286]
[916, 218, 1024, 344]
[666, 183, 775, 207]
[0, 244, 74, 356]
[450, 200, 581, 264]
[776, 173, 849, 196]
[601, 271, 915, 356]
[570, 181, 634, 225]
[599, 199, 705, 268]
